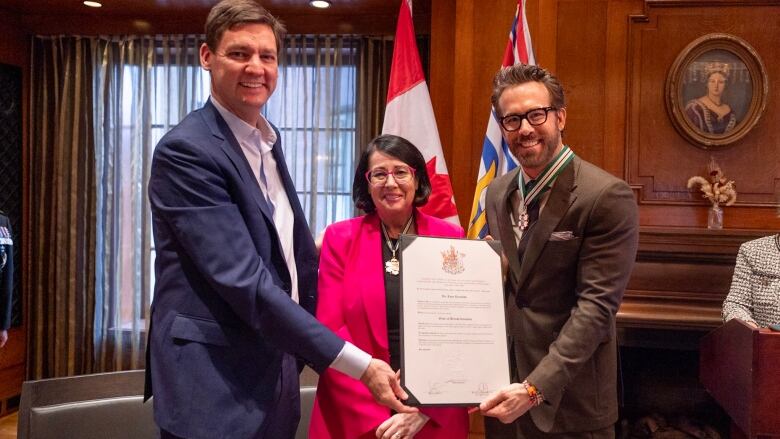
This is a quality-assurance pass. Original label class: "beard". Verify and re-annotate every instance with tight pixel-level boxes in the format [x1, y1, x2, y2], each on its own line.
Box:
[510, 130, 562, 172]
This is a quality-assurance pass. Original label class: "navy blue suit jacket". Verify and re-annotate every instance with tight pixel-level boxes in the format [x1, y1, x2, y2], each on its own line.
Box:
[146, 100, 344, 438]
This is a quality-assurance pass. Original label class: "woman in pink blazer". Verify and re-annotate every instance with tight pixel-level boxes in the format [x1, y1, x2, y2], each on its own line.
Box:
[309, 135, 469, 439]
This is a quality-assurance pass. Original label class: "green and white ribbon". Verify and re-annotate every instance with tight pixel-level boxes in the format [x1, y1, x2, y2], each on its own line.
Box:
[516, 145, 575, 230]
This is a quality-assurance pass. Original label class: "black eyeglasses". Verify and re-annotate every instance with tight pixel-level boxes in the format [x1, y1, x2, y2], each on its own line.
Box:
[498, 106, 557, 131]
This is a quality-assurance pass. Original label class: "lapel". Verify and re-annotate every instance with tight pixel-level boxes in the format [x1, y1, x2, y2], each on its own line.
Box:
[494, 169, 523, 287]
[202, 100, 276, 222]
[516, 159, 578, 289]
[357, 210, 438, 351]
[267, 127, 320, 273]
[268, 130, 297, 215]
[352, 214, 390, 351]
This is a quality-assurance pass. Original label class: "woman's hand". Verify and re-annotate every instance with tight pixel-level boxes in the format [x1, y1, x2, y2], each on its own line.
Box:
[375, 412, 429, 439]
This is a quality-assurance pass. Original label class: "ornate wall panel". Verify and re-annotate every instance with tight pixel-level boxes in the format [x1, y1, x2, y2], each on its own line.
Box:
[626, 1, 780, 228]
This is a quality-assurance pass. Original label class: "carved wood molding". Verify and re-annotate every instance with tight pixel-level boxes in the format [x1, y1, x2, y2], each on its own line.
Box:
[617, 227, 773, 330]
[637, 226, 769, 261]
[618, 295, 722, 329]
[645, 0, 780, 8]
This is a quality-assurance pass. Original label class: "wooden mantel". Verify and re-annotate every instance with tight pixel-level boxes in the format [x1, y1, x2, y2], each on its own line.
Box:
[618, 227, 773, 331]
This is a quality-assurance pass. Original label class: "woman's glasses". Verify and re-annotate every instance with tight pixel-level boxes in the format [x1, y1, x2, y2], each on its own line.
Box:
[365, 166, 416, 186]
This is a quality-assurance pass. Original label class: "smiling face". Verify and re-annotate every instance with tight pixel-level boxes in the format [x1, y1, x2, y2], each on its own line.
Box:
[367, 151, 419, 225]
[498, 81, 566, 178]
[200, 23, 278, 126]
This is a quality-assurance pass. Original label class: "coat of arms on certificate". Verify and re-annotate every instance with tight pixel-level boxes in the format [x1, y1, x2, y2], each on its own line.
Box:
[440, 246, 465, 275]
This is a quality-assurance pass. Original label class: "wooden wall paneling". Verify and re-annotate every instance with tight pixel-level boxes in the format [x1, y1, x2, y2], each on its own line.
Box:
[429, 0, 455, 199]
[451, 0, 479, 228]
[639, 203, 780, 229]
[530, 0, 558, 72]
[626, 1, 780, 229]
[555, 0, 609, 169]
[603, 0, 645, 177]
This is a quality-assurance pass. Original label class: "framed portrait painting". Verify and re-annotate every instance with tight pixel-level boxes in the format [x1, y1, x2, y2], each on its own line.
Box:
[666, 33, 768, 149]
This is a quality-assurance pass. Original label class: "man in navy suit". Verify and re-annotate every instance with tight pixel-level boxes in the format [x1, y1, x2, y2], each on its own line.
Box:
[146, 1, 415, 437]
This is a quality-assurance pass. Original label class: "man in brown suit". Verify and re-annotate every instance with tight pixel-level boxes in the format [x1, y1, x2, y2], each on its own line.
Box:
[478, 64, 639, 438]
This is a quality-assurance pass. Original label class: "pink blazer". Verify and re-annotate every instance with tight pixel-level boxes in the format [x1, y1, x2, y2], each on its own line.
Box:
[309, 210, 469, 439]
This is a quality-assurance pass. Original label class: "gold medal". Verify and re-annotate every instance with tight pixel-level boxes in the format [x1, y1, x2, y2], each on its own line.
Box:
[381, 216, 414, 277]
[385, 257, 400, 275]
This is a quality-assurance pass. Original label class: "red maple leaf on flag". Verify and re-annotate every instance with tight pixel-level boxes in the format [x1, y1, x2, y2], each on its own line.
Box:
[419, 157, 458, 219]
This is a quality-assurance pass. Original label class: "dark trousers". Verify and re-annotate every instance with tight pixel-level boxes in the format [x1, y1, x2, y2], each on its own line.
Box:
[160, 353, 301, 439]
[262, 353, 301, 439]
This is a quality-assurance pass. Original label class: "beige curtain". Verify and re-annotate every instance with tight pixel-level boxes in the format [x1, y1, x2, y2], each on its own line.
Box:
[356, 36, 393, 157]
[91, 35, 206, 373]
[269, 35, 363, 235]
[28, 36, 97, 379]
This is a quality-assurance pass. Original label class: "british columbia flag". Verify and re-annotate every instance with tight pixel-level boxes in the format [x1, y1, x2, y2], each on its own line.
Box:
[466, 0, 536, 238]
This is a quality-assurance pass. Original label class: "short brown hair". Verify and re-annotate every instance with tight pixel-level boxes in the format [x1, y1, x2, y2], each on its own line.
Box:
[490, 64, 565, 117]
[204, 0, 286, 55]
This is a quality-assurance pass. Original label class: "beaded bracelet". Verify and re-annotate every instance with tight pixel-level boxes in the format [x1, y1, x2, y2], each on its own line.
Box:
[522, 380, 544, 407]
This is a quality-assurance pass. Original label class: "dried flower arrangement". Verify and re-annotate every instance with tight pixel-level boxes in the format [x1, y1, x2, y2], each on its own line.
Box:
[687, 158, 737, 208]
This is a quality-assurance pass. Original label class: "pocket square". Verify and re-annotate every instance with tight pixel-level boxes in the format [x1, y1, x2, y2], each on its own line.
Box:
[550, 231, 576, 241]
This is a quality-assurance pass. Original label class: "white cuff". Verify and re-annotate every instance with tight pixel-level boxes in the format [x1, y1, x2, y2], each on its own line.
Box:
[329, 341, 372, 380]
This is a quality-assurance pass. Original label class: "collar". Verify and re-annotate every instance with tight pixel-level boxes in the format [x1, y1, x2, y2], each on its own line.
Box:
[520, 168, 532, 188]
[210, 97, 277, 153]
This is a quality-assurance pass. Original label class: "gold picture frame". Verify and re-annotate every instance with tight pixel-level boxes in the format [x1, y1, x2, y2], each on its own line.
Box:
[666, 33, 768, 149]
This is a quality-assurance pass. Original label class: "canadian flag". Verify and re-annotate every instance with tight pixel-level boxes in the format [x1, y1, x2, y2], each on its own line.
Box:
[382, 0, 459, 224]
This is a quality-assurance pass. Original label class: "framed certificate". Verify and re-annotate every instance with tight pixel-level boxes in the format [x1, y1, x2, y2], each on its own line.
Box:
[398, 235, 510, 406]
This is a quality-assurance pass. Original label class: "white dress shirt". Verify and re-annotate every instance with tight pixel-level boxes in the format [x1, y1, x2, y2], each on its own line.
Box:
[210, 98, 370, 379]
